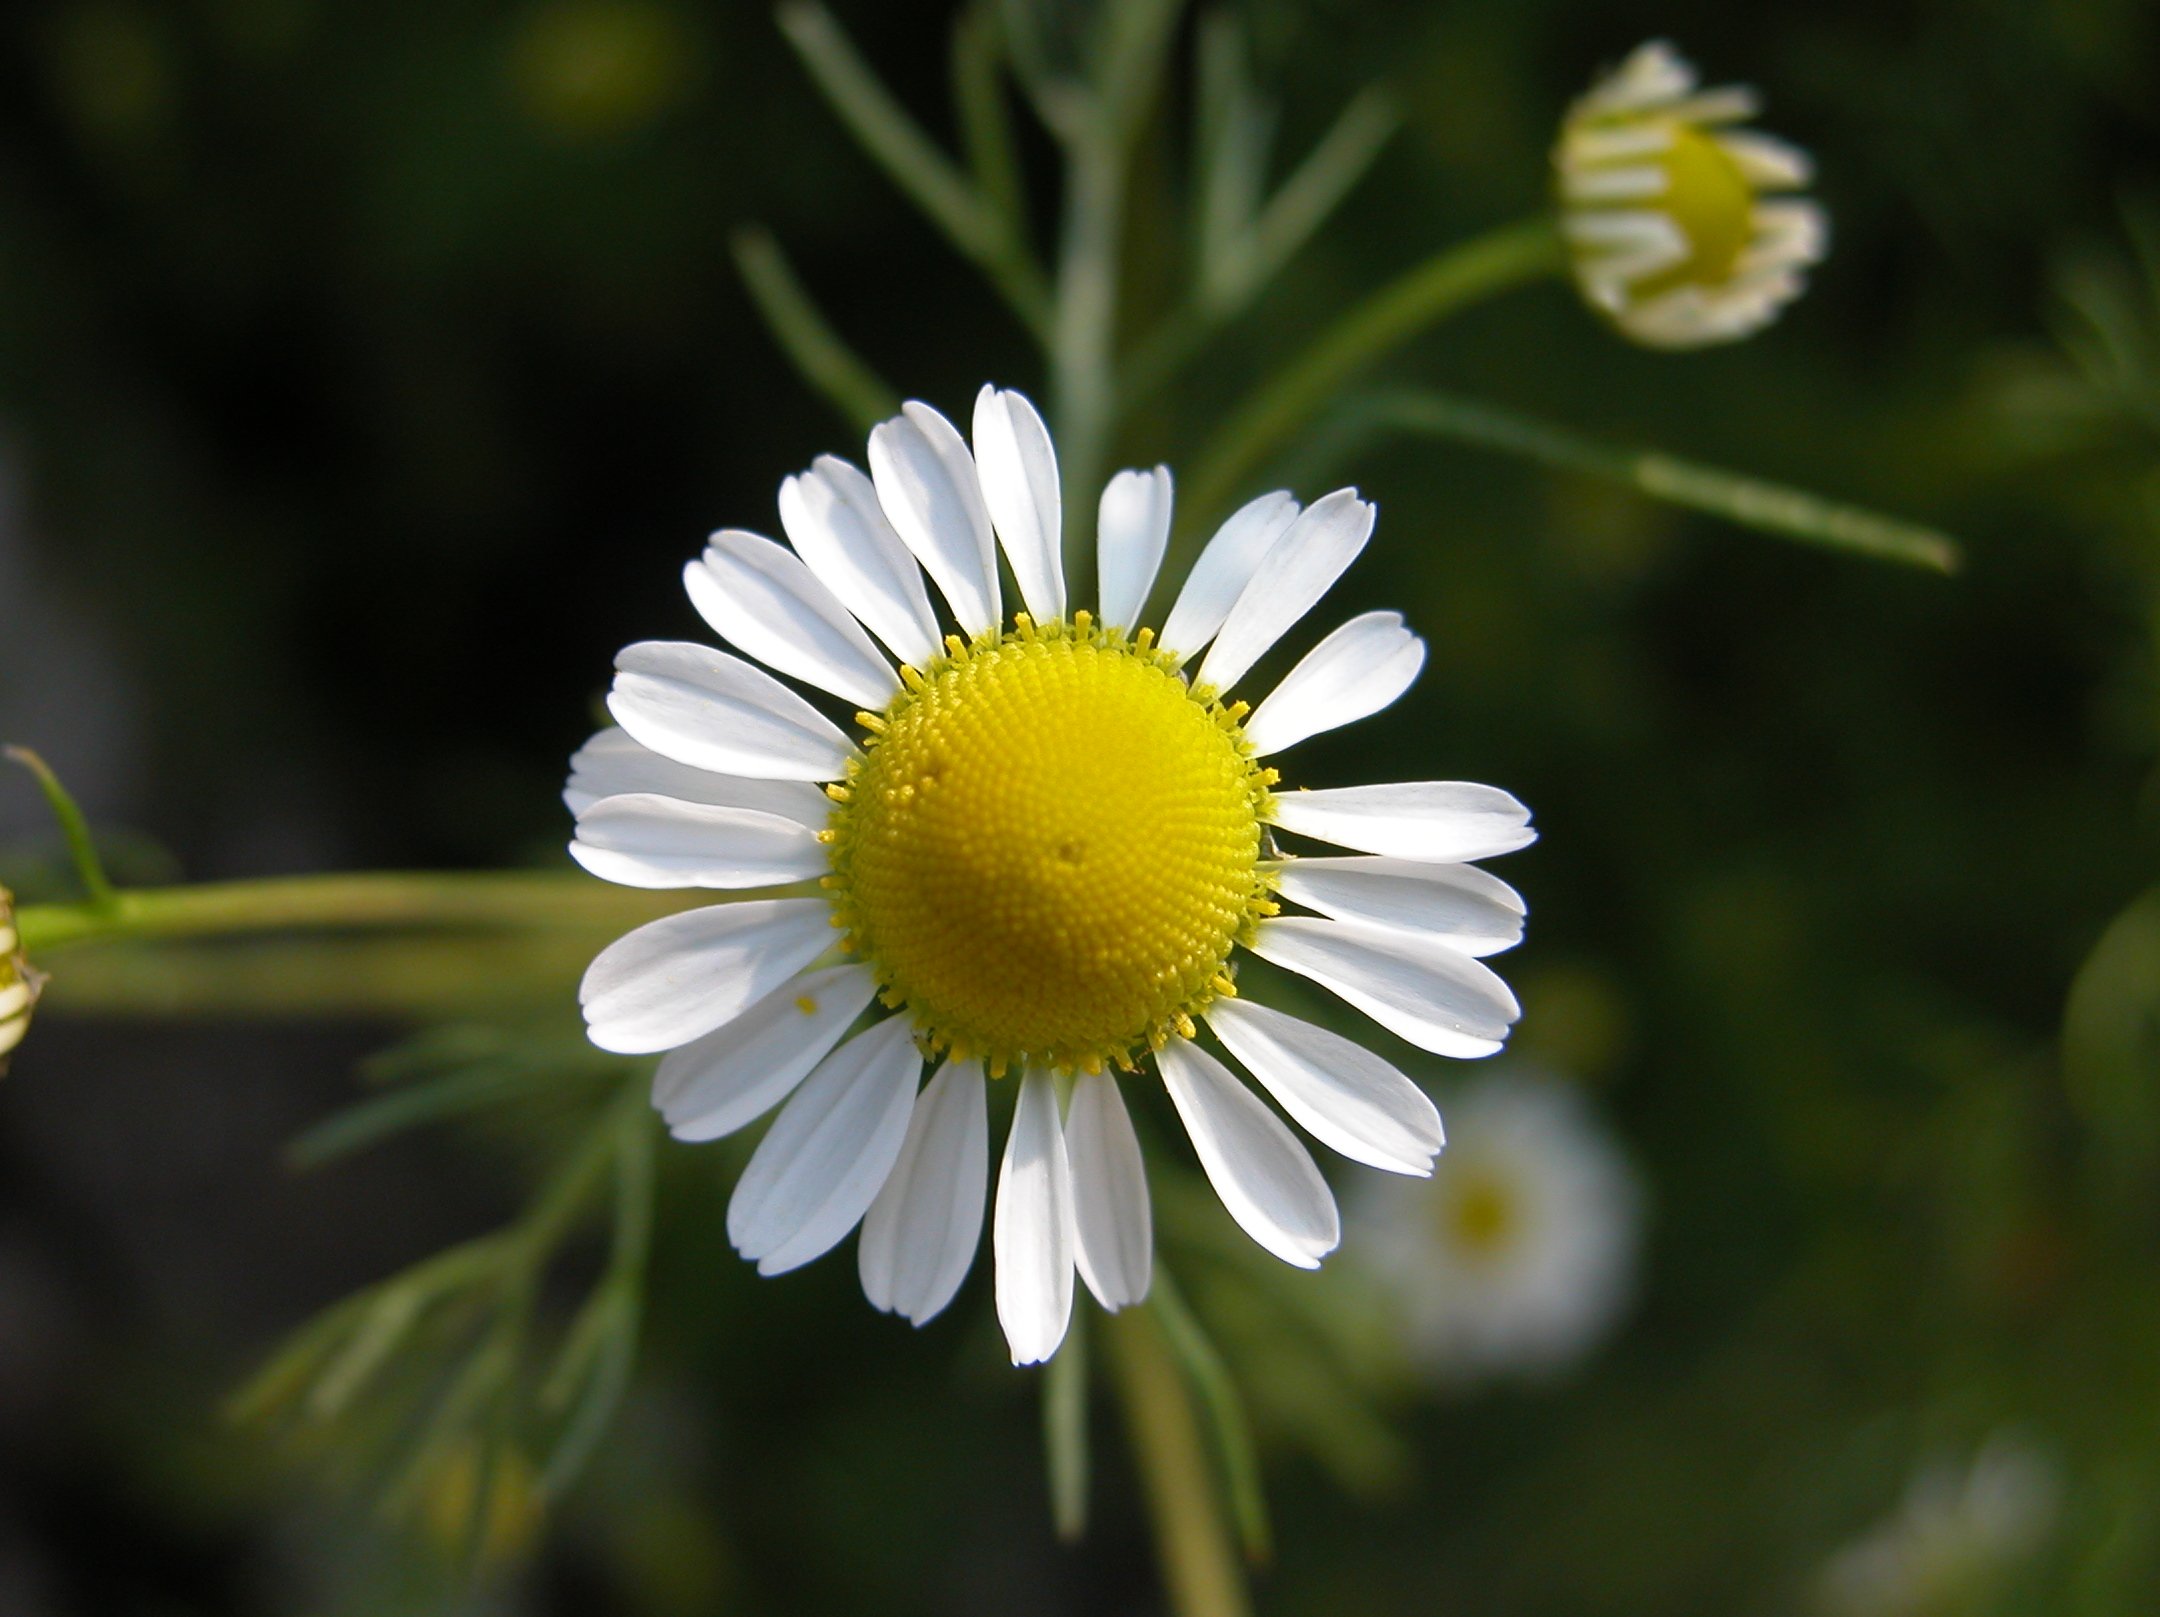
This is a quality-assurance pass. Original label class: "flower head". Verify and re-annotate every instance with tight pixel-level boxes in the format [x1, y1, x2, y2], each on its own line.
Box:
[1354, 1071, 1639, 1382]
[570, 385, 1534, 1363]
[1555, 40, 1827, 349]
[0, 887, 43, 1074]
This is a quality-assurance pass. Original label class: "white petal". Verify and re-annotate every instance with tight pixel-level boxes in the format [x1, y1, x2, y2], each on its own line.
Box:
[972, 385, 1064, 623]
[1197, 488, 1375, 693]
[570, 794, 827, 890]
[579, 897, 834, 1055]
[1241, 611, 1425, 756]
[778, 457, 942, 667]
[994, 1068, 1076, 1365]
[1272, 856, 1525, 956]
[1250, 915, 1520, 1059]
[1157, 1039, 1338, 1268]
[727, 1015, 922, 1275]
[564, 727, 832, 824]
[685, 529, 897, 709]
[1158, 491, 1300, 661]
[1096, 466, 1172, 631]
[1269, 782, 1536, 863]
[654, 963, 876, 1140]
[1205, 998, 1442, 1175]
[868, 401, 1000, 636]
[607, 641, 858, 782]
[858, 1058, 989, 1325]
[1065, 1070, 1152, 1310]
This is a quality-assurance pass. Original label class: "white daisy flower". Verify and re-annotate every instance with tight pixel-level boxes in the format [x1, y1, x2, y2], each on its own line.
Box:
[1555, 40, 1828, 349]
[0, 889, 42, 1073]
[1354, 1071, 1638, 1382]
[1817, 1435, 2058, 1617]
[569, 385, 1535, 1364]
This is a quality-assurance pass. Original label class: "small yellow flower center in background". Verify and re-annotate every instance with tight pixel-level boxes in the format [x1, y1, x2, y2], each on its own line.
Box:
[826, 617, 1274, 1076]
[1638, 123, 1753, 296]
[1444, 1169, 1519, 1260]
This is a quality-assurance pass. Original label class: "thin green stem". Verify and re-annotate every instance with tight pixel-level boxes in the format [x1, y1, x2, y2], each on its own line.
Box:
[779, 1, 1050, 338]
[6, 745, 117, 909]
[733, 226, 900, 433]
[1106, 1306, 1252, 1617]
[1049, 126, 1124, 580]
[1180, 216, 1564, 525]
[1326, 388, 1963, 574]
[16, 871, 699, 954]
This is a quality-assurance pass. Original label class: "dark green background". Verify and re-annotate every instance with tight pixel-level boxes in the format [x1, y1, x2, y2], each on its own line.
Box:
[0, 0, 2155, 1611]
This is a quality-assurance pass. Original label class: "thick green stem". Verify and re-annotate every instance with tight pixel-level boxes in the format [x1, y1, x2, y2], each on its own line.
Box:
[1106, 1306, 1252, 1617]
[1180, 216, 1564, 525]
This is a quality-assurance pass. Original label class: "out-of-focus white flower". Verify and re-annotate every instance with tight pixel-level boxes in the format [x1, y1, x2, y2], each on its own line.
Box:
[0, 889, 42, 1074]
[1555, 40, 1827, 348]
[1354, 1071, 1639, 1382]
[1817, 1435, 2059, 1617]
[569, 385, 1538, 1365]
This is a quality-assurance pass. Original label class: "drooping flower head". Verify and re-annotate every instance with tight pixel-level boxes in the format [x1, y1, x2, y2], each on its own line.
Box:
[1354, 1071, 1639, 1382]
[1555, 41, 1827, 349]
[569, 385, 1535, 1364]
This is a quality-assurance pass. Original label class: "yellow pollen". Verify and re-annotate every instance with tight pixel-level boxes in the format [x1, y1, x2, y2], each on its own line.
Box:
[794, 996, 818, 1016]
[826, 620, 1274, 1074]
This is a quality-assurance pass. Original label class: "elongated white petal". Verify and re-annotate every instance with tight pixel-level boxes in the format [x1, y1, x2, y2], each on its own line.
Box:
[1065, 1070, 1151, 1309]
[972, 385, 1064, 623]
[570, 794, 827, 890]
[1273, 857, 1525, 956]
[869, 401, 1000, 635]
[1269, 782, 1536, 863]
[1157, 1039, 1338, 1268]
[564, 727, 833, 824]
[1242, 611, 1425, 756]
[685, 529, 897, 709]
[859, 1059, 989, 1325]
[654, 963, 876, 1140]
[778, 457, 941, 667]
[1251, 915, 1520, 1059]
[994, 1068, 1075, 1365]
[580, 897, 833, 1054]
[608, 641, 857, 782]
[1158, 491, 1300, 661]
[1198, 488, 1375, 693]
[727, 1016, 922, 1275]
[1096, 466, 1172, 631]
[1205, 998, 1442, 1175]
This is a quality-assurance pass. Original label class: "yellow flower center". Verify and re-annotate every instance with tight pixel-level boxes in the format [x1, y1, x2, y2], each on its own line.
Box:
[824, 615, 1276, 1076]
[1444, 1169, 1519, 1260]
[1639, 122, 1754, 295]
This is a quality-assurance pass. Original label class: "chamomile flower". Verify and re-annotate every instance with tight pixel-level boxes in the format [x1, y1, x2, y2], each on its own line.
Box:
[1556, 40, 1827, 349]
[570, 386, 1534, 1364]
[1355, 1071, 1639, 1382]
[0, 888, 42, 1074]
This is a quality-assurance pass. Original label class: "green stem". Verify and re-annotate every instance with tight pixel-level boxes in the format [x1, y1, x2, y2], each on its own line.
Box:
[1050, 126, 1125, 583]
[1181, 216, 1564, 524]
[733, 226, 900, 434]
[6, 745, 117, 909]
[1106, 1306, 1252, 1617]
[16, 871, 698, 954]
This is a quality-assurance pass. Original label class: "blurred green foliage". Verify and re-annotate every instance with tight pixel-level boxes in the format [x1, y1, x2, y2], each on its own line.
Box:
[4, 0, 2160, 1613]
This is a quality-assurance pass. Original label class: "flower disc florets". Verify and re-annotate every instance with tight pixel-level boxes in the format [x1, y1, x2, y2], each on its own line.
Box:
[825, 612, 1277, 1077]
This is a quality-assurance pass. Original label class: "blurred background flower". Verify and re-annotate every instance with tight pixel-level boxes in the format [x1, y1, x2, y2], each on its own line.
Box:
[1352, 1070, 1641, 1384]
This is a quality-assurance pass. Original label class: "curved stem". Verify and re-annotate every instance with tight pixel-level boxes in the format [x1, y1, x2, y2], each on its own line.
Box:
[1106, 1306, 1252, 1617]
[1180, 216, 1564, 525]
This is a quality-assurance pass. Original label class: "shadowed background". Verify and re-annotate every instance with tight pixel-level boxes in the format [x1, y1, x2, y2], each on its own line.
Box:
[1, 0, 2156, 1612]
